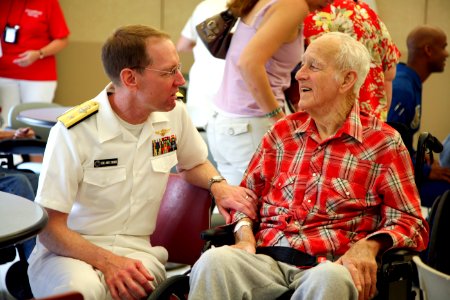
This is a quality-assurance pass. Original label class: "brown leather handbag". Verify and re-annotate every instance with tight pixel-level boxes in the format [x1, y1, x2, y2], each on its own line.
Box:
[196, 10, 237, 59]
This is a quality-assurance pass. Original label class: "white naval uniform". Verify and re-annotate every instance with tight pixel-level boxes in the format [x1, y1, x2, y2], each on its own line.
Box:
[28, 84, 208, 299]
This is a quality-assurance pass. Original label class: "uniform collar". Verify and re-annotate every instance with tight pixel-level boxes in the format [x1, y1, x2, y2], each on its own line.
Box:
[95, 83, 171, 144]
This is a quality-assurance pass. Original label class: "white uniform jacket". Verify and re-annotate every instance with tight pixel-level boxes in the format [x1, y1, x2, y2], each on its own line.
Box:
[35, 84, 208, 238]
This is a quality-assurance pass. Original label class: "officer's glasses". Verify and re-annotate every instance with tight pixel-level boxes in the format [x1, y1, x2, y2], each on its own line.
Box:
[144, 64, 182, 78]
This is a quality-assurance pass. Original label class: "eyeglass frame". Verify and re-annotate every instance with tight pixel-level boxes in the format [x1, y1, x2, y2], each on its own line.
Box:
[132, 63, 182, 78]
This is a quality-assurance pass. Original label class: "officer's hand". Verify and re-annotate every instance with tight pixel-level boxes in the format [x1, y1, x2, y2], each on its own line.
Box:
[103, 254, 154, 300]
[335, 239, 379, 300]
[210, 182, 257, 223]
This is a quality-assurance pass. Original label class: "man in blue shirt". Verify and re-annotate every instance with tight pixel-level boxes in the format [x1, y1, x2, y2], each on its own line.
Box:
[388, 25, 450, 207]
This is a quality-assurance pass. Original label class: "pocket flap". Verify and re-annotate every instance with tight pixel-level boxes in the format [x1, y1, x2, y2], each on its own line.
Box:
[219, 123, 249, 136]
[151, 153, 178, 173]
[84, 166, 126, 187]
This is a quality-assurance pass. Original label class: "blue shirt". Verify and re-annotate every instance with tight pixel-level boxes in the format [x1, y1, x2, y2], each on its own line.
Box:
[388, 63, 422, 137]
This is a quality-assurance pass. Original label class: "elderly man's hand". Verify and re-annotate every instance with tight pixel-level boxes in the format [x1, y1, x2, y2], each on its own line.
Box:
[210, 182, 257, 223]
[335, 239, 380, 300]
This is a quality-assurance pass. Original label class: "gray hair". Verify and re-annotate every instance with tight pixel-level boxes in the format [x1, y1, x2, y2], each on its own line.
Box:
[317, 32, 371, 94]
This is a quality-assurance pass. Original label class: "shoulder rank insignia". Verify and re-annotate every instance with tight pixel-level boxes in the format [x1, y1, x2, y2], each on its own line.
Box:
[57, 100, 99, 129]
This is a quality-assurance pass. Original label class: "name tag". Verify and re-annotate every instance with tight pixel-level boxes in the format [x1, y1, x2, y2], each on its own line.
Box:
[94, 158, 118, 168]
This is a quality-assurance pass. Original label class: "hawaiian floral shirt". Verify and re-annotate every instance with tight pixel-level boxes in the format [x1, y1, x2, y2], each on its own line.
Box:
[303, 0, 400, 121]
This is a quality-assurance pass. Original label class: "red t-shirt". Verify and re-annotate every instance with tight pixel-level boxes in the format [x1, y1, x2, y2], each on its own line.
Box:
[0, 0, 70, 80]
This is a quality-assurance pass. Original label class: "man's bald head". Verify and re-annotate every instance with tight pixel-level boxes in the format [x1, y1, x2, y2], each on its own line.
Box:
[406, 25, 448, 76]
[407, 25, 446, 52]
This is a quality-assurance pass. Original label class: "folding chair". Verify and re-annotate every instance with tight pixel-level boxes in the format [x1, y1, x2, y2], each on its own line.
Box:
[0, 138, 47, 173]
[7, 102, 62, 141]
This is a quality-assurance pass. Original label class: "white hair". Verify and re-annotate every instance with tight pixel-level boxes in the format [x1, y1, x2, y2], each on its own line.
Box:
[315, 32, 371, 94]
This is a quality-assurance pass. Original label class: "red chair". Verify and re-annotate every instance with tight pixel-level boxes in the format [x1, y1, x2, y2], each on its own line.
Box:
[149, 173, 212, 299]
[37, 291, 84, 300]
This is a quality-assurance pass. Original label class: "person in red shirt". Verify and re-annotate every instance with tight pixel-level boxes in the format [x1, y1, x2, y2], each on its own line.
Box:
[303, 0, 399, 121]
[189, 32, 428, 300]
[0, 0, 69, 125]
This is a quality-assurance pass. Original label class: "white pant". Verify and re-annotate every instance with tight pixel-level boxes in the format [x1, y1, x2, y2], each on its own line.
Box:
[0, 77, 57, 127]
[28, 235, 168, 299]
[206, 112, 273, 185]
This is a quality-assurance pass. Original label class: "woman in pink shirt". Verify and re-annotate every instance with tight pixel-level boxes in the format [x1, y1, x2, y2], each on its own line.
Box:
[207, 0, 332, 185]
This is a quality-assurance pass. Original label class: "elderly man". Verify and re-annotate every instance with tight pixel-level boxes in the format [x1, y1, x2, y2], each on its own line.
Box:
[27, 25, 257, 300]
[189, 32, 428, 300]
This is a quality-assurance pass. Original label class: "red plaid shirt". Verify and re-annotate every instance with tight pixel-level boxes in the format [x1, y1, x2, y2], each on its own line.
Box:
[234, 103, 428, 256]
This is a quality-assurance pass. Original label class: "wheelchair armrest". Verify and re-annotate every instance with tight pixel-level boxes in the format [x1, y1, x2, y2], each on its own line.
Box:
[380, 248, 418, 265]
[201, 223, 235, 248]
[376, 248, 419, 300]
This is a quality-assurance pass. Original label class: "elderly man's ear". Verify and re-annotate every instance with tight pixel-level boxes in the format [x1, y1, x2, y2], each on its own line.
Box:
[339, 71, 357, 93]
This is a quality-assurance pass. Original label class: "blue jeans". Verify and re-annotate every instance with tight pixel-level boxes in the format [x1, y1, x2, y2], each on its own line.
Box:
[0, 169, 39, 258]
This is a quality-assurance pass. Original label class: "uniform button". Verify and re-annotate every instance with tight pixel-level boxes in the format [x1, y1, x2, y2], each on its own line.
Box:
[228, 128, 234, 135]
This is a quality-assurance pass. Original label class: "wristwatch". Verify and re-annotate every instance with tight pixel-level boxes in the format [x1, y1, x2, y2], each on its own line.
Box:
[208, 175, 226, 191]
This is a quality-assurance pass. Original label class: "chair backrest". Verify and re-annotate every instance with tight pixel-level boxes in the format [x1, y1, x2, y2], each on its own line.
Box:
[7, 102, 62, 141]
[37, 291, 84, 300]
[412, 256, 450, 300]
[150, 173, 212, 266]
[422, 189, 450, 275]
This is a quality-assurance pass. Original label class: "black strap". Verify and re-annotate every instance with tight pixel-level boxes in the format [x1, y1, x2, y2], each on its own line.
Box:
[256, 246, 318, 267]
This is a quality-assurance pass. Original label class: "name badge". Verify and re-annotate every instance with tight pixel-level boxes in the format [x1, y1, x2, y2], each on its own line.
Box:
[3, 24, 20, 44]
[94, 158, 118, 168]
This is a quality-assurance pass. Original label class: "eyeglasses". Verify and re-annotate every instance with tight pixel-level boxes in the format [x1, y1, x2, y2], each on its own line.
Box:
[144, 64, 182, 77]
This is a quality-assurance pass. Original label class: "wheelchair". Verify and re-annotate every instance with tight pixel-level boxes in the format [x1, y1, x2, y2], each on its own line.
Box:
[149, 222, 419, 300]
